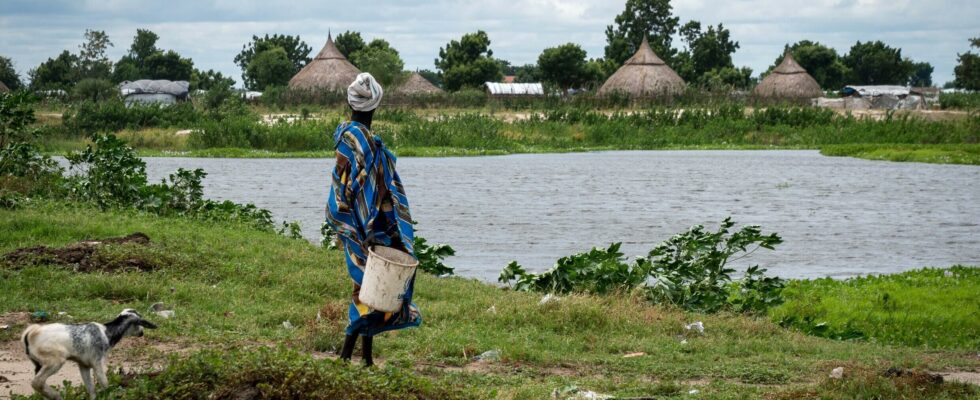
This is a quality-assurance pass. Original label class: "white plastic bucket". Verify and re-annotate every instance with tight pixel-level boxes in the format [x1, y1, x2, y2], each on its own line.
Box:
[359, 246, 419, 313]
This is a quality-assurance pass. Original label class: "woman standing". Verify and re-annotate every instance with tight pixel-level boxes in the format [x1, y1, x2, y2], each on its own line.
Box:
[326, 73, 420, 366]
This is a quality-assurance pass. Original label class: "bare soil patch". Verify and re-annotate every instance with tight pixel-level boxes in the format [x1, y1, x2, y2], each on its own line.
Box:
[1, 233, 157, 272]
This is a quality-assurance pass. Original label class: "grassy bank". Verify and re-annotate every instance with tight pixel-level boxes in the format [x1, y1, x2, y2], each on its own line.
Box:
[35, 101, 980, 163]
[1, 201, 978, 399]
[820, 144, 980, 165]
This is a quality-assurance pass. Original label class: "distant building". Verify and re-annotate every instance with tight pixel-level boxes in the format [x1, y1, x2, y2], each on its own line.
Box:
[753, 53, 822, 100]
[119, 80, 189, 106]
[394, 72, 443, 95]
[484, 82, 544, 96]
[288, 33, 360, 92]
[597, 36, 685, 98]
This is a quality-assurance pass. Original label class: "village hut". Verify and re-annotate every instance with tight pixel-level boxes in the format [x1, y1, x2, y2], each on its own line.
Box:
[0, 80, 9, 93]
[119, 79, 189, 106]
[597, 37, 685, 97]
[753, 53, 823, 99]
[288, 33, 361, 92]
[394, 72, 443, 95]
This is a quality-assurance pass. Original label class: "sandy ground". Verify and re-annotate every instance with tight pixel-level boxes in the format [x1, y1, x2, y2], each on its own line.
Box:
[0, 312, 180, 399]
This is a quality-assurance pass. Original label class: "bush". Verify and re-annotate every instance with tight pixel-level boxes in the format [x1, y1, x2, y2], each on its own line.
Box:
[63, 100, 202, 135]
[500, 218, 785, 314]
[939, 92, 980, 110]
[0, 92, 63, 196]
[65, 133, 274, 230]
[71, 78, 117, 102]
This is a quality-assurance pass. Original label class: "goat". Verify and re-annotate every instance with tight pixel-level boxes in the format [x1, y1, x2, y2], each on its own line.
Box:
[21, 309, 157, 400]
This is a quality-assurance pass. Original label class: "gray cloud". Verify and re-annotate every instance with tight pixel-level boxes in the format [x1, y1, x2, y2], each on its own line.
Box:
[1, 0, 976, 86]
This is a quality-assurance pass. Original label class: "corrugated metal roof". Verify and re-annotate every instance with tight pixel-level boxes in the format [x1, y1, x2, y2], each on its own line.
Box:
[485, 82, 544, 95]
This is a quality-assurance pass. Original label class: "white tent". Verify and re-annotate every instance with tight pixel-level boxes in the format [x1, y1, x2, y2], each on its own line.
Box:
[485, 82, 544, 96]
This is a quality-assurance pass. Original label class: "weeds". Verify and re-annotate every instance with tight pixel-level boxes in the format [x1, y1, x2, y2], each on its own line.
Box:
[500, 218, 786, 314]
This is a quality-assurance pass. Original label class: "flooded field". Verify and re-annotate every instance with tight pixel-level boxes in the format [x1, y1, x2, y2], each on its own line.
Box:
[143, 150, 980, 281]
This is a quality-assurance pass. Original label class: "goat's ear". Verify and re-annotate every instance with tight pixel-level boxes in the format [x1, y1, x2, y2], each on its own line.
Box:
[138, 320, 158, 329]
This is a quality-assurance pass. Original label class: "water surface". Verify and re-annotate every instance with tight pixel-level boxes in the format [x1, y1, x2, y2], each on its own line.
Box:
[143, 150, 980, 281]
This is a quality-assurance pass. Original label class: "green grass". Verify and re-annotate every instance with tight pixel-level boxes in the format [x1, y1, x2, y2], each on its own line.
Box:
[771, 267, 980, 349]
[820, 144, 980, 165]
[1, 201, 978, 398]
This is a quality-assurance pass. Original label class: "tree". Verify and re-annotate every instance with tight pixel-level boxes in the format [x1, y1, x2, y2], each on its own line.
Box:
[513, 64, 540, 83]
[701, 66, 753, 89]
[112, 29, 194, 82]
[334, 31, 366, 59]
[0, 56, 22, 90]
[954, 37, 980, 90]
[78, 29, 113, 80]
[234, 34, 311, 89]
[768, 41, 850, 90]
[435, 31, 502, 91]
[246, 47, 293, 90]
[129, 29, 160, 66]
[842, 41, 914, 85]
[604, 0, 680, 66]
[350, 39, 405, 87]
[29, 50, 80, 91]
[674, 21, 740, 85]
[908, 62, 933, 87]
[537, 43, 592, 92]
[191, 69, 235, 91]
[142, 50, 194, 81]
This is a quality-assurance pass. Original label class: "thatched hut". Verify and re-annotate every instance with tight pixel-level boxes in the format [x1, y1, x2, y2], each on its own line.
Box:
[394, 72, 443, 95]
[597, 37, 685, 97]
[753, 53, 822, 99]
[288, 33, 360, 91]
[0, 80, 9, 93]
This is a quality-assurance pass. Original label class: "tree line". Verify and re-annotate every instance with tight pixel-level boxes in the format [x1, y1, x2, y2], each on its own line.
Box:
[1, 0, 978, 96]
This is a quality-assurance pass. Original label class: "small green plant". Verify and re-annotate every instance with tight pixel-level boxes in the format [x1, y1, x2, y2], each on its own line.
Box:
[278, 220, 303, 239]
[500, 218, 785, 313]
[414, 236, 455, 276]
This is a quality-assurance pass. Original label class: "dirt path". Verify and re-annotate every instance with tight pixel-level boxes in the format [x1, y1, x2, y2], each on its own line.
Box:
[0, 337, 182, 399]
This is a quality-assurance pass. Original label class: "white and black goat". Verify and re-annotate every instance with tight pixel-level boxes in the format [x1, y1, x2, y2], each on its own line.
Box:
[21, 309, 157, 400]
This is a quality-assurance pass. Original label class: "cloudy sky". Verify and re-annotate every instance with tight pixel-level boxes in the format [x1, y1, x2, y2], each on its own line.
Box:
[1, 0, 977, 86]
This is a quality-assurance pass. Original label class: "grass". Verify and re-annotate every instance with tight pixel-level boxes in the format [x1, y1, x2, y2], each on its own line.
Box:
[820, 144, 980, 165]
[772, 267, 980, 349]
[1, 200, 978, 398]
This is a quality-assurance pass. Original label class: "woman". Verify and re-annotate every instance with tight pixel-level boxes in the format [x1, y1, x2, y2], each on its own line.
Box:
[326, 73, 420, 366]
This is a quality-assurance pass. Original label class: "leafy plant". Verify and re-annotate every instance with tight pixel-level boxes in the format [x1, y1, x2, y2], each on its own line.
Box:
[414, 236, 456, 276]
[278, 221, 303, 239]
[499, 218, 785, 313]
[645, 218, 784, 313]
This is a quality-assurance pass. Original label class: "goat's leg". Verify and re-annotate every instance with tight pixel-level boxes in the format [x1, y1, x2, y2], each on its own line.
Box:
[31, 362, 64, 400]
[94, 358, 109, 388]
[79, 365, 96, 399]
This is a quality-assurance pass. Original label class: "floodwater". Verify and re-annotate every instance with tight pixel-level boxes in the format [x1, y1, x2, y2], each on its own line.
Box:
[142, 151, 980, 281]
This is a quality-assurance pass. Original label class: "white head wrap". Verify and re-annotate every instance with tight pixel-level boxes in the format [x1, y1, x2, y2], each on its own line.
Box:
[347, 72, 383, 112]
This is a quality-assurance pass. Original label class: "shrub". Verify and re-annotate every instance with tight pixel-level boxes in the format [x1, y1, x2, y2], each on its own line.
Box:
[71, 78, 117, 102]
[499, 218, 786, 314]
[414, 237, 455, 276]
[63, 100, 202, 135]
[0, 92, 63, 195]
[65, 133, 274, 230]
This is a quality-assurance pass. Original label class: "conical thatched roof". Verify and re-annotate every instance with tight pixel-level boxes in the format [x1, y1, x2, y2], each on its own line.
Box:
[0, 80, 9, 93]
[394, 72, 443, 95]
[288, 33, 361, 91]
[753, 53, 822, 99]
[598, 37, 685, 97]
